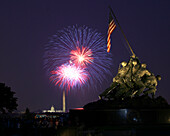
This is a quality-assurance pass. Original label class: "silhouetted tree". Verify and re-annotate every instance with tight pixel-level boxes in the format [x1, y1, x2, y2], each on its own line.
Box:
[25, 107, 30, 114]
[0, 83, 18, 113]
[23, 107, 33, 119]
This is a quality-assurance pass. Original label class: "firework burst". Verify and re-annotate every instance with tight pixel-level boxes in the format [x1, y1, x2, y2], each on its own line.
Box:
[70, 46, 93, 66]
[44, 25, 112, 90]
[50, 63, 88, 90]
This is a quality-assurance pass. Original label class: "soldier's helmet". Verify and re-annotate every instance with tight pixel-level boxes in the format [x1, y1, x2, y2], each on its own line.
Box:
[121, 61, 127, 67]
[156, 75, 161, 81]
[141, 64, 147, 68]
[132, 60, 138, 66]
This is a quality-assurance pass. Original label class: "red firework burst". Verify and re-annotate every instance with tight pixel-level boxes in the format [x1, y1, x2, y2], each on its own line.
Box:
[70, 46, 93, 66]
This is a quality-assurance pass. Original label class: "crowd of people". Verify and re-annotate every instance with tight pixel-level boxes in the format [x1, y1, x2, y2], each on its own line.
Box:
[0, 113, 70, 135]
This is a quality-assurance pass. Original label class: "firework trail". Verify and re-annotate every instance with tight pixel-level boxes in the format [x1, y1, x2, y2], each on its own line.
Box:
[44, 25, 112, 90]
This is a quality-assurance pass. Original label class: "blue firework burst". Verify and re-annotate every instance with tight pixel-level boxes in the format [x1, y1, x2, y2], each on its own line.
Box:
[44, 25, 112, 90]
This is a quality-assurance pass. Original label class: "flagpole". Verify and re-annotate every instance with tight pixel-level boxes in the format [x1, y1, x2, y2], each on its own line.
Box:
[109, 6, 136, 57]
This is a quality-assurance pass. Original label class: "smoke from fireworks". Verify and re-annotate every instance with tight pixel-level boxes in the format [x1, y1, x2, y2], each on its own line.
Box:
[44, 25, 112, 90]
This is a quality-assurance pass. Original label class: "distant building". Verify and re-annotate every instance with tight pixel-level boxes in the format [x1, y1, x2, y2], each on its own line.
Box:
[42, 91, 66, 113]
[42, 105, 63, 113]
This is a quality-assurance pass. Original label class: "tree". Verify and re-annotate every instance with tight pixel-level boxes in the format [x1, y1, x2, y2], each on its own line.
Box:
[23, 107, 33, 120]
[0, 83, 18, 113]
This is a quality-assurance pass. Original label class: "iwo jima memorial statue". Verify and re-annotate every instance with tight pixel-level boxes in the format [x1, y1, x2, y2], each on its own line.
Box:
[70, 7, 170, 126]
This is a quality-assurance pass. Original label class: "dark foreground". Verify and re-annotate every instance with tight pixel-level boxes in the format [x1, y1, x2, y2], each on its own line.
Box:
[1, 124, 170, 136]
[1, 107, 170, 136]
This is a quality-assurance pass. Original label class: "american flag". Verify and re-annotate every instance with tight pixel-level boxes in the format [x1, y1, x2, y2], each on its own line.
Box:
[107, 12, 116, 53]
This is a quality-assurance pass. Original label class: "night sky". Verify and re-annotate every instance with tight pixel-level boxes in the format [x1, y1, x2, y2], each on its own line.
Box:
[0, 0, 170, 112]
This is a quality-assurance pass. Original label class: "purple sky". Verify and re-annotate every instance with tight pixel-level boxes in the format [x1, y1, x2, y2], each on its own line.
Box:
[0, 0, 169, 112]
